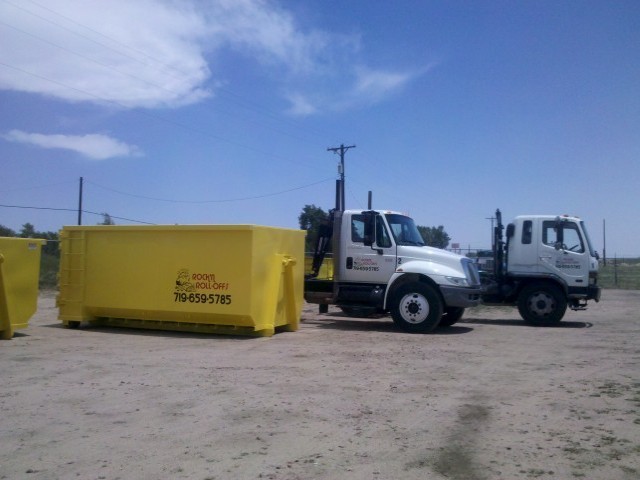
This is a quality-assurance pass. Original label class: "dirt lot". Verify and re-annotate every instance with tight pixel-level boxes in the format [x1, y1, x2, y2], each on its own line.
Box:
[1, 289, 639, 480]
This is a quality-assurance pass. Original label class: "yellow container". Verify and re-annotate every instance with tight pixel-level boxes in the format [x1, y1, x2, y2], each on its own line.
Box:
[304, 254, 334, 280]
[0, 237, 46, 339]
[57, 225, 305, 337]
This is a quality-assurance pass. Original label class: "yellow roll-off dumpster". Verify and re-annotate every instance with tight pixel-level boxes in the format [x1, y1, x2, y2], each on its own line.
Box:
[57, 225, 305, 337]
[0, 237, 46, 340]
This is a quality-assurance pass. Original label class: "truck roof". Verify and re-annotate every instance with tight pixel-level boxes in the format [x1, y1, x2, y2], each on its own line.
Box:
[344, 209, 406, 216]
[513, 214, 582, 222]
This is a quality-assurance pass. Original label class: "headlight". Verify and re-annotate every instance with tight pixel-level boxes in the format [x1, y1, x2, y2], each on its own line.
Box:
[445, 276, 470, 287]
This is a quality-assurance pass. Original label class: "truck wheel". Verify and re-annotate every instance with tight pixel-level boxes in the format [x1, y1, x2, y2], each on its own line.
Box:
[391, 283, 443, 333]
[517, 283, 567, 326]
[439, 307, 465, 328]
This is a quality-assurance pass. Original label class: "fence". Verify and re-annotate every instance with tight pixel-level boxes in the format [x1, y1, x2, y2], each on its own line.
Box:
[465, 250, 639, 290]
[598, 258, 640, 290]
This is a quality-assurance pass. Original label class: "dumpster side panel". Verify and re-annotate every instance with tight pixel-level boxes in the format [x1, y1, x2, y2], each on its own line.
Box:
[85, 231, 251, 318]
[250, 228, 305, 333]
[57, 229, 88, 321]
[72, 227, 252, 322]
[57, 225, 304, 336]
[0, 238, 45, 338]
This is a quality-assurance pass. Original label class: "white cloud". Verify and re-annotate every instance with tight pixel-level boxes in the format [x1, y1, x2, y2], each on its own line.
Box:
[284, 65, 433, 116]
[0, 0, 428, 113]
[2, 130, 143, 160]
[203, 0, 334, 75]
[354, 67, 416, 100]
[285, 93, 318, 116]
[0, 0, 211, 108]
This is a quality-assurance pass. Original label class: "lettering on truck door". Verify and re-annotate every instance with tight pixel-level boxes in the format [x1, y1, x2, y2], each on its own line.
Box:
[344, 214, 396, 283]
[539, 220, 589, 286]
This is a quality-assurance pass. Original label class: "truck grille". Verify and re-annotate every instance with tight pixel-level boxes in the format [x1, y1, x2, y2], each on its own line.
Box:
[462, 258, 481, 287]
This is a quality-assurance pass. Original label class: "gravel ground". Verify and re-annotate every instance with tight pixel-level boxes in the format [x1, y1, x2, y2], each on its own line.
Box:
[1, 289, 639, 480]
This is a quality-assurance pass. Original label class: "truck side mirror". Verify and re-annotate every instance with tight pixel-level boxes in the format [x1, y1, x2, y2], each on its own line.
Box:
[506, 223, 515, 238]
[362, 211, 376, 247]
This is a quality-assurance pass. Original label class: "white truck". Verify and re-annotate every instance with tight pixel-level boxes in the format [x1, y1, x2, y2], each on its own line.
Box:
[481, 209, 601, 325]
[304, 208, 601, 332]
[304, 209, 482, 332]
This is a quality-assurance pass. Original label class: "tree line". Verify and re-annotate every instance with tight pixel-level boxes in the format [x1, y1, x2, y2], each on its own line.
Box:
[0, 214, 115, 257]
[4, 208, 451, 256]
[0, 223, 60, 257]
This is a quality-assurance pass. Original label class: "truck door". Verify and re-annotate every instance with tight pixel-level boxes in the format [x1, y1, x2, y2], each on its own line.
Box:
[538, 220, 590, 286]
[341, 213, 396, 283]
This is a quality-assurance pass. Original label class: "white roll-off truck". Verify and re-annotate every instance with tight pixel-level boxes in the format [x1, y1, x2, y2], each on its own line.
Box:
[304, 208, 601, 332]
[482, 209, 601, 324]
[304, 209, 482, 332]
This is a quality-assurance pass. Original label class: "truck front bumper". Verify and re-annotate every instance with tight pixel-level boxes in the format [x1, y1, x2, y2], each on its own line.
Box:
[568, 285, 601, 302]
[587, 285, 601, 302]
[440, 285, 482, 308]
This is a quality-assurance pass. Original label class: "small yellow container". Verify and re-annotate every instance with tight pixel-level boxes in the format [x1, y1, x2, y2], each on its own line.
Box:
[304, 254, 334, 280]
[0, 237, 46, 339]
[57, 225, 305, 337]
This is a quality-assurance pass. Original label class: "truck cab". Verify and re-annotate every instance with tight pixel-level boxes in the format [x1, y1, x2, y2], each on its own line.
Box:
[305, 209, 482, 332]
[483, 210, 601, 324]
[508, 215, 600, 296]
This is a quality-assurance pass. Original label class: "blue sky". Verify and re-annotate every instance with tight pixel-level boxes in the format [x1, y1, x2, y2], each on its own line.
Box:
[1, 0, 638, 255]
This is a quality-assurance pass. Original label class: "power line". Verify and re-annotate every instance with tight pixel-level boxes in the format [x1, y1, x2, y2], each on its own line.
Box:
[0, 60, 327, 170]
[1, 174, 335, 227]
[12, 0, 189, 80]
[4, 0, 333, 142]
[0, 18, 192, 102]
[85, 177, 335, 204]
[0, 204, 75, 213]
[85, 211, 154, 225]
[0, 204, 155, 224]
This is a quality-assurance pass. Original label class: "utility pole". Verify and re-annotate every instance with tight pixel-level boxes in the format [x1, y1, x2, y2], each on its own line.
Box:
[78, 176, 83, 225]
[602, 219, 606, 266]
[486, 215, 496, 249]
[327, 143, 355, 211]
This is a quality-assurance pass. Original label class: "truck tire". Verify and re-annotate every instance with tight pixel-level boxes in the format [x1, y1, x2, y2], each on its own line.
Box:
[517, 283, 567, 326]
[439, 307, 465, 328]
[391, 283, 443, 333]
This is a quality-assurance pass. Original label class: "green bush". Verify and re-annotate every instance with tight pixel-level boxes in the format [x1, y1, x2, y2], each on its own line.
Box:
[39, 252, 59, 289]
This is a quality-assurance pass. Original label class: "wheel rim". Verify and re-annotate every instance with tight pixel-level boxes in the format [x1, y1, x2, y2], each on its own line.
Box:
[527, 291, 556, 317]
[399, 292, 430, 324]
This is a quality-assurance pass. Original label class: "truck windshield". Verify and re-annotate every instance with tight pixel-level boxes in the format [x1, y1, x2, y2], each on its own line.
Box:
[385, 214, 425, 246]
[580, 221, 597, 258]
